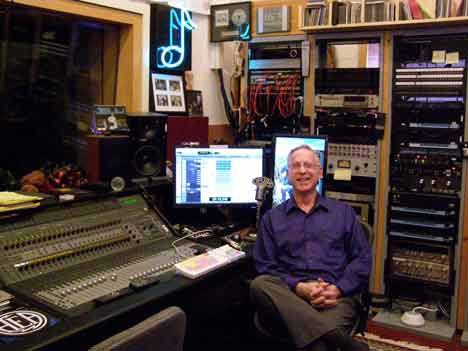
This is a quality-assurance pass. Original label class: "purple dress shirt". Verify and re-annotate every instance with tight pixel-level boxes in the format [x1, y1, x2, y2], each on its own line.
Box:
[253, 195, 372, 296]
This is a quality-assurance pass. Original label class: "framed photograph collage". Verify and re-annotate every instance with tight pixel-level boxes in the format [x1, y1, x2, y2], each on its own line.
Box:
[152, 73, 186, 113]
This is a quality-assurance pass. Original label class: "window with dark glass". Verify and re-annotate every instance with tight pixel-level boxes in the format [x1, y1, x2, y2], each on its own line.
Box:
[0, 3, 119, 178]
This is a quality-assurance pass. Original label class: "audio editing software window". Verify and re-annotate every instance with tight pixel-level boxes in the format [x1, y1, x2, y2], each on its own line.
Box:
[175, 148, 263, 206]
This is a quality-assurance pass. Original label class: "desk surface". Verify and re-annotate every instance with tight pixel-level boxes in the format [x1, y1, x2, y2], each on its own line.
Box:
[3, 258, 251, 351]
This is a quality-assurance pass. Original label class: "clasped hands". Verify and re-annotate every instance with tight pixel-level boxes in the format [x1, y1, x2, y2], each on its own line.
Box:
[295, 278, 341, 309]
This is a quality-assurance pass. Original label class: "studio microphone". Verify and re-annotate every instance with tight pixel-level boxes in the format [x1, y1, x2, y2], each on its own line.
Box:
[253, 177, 274, 202]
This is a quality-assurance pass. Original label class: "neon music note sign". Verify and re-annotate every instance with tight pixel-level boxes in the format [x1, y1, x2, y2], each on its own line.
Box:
[157, 8, 196, 69]
[239, 24, 250, 40]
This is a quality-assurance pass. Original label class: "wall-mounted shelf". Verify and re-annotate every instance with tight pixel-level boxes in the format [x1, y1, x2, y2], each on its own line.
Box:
[301, 15, 468, 33]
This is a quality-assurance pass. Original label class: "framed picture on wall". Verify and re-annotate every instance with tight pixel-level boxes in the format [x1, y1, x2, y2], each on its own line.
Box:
[151, 73, 186, 113]
[210, 2, 251, 42]
[186, 90, 203, 116]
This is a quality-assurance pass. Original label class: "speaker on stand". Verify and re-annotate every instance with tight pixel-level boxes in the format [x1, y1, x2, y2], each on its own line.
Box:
[127, 112, 168, 179]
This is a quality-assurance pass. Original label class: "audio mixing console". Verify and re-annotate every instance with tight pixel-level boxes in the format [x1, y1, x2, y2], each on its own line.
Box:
[0, 194, 204, 317]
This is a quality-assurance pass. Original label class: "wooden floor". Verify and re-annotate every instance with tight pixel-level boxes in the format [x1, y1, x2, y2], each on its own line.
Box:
[368, 320, 468, 351]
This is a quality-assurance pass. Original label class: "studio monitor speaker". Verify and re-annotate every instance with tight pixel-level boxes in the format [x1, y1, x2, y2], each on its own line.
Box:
[127, 112, 168, 178]
[87, 135, 131, 184]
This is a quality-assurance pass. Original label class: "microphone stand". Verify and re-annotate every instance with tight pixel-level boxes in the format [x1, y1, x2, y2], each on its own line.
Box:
[254, 199, 264, 235]
[250, 177, 273, 238]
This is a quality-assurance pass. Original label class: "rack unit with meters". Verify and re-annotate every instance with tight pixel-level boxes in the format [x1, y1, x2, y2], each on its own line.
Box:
[313, 37, 385, 230]
[371, 33, 468, 341]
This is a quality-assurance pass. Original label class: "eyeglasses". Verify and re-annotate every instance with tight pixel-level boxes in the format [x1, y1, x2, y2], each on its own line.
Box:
[289, 162, 321, 171]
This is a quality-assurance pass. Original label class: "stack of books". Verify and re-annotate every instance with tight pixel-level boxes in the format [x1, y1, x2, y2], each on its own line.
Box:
[331, 0, 363, 24]
[456, 0, 468, 16]
[398, 0, 466, 19]
[365, 0, 396, 22]
[304, 0, 329, 26]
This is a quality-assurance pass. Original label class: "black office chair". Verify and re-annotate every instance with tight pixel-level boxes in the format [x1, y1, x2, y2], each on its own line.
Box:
[252, 220, 373, 348]
[350, 220, 374, 336]
[88, 306, 186, 351]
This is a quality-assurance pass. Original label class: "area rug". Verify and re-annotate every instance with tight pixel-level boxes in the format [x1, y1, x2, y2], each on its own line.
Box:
[356, 333, 445, 351]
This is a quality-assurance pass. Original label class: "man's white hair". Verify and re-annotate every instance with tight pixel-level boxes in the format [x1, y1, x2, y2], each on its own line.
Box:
[287, 144, 321, 168]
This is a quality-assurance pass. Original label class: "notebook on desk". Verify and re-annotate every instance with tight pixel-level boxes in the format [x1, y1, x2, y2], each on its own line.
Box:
[175, 245, 245, 279]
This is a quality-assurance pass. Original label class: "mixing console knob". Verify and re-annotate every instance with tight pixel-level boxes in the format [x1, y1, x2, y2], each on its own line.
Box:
[111, 274, 117, 281]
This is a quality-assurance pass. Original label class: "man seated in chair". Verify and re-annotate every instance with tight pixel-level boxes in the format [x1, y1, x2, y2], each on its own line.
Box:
[251, 144, 371, 351]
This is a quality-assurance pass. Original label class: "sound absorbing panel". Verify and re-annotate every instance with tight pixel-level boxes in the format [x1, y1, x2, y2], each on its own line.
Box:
[166, 116, 209, 162]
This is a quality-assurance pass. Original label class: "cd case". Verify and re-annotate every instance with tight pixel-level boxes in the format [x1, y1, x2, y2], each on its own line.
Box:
[175, 245, 245, 279]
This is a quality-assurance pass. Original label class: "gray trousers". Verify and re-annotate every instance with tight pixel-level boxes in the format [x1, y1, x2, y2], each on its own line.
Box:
[250, 275, 358, 349]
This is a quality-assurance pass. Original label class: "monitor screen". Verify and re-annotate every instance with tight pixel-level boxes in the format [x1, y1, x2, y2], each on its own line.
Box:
[174, 147, 264, 207]
[272, 135, 327, 207]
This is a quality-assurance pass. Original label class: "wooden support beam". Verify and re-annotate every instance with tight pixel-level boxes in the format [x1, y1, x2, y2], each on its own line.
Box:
[372, 31, 392, 294]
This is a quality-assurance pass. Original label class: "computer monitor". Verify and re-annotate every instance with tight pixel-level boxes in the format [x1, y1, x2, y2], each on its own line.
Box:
[272, 135, 328, 207]
[174, 147, 264, 207]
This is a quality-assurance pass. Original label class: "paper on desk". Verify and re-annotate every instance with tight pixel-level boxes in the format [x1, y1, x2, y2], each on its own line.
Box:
[432, 50, 446, 63]
[0, 202, 40, 213]
[333, 169, 352, 181]
[446, 52, 459, 64]
[0, 192, 42, 205]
